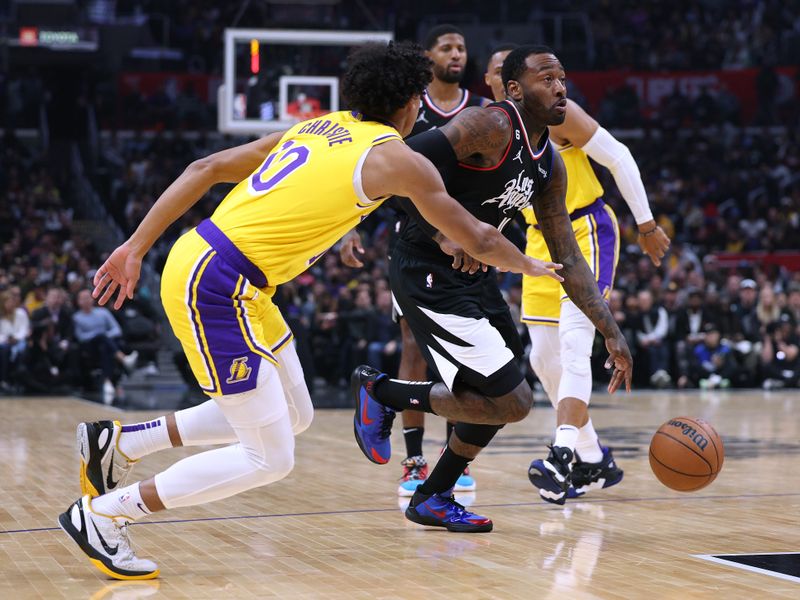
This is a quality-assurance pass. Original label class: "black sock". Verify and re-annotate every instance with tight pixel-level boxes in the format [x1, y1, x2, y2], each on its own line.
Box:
[374, 379, 435, 413]
[446, 421, 455, 443]
[403, 427, 424, 458]
[417, 447, 470, 497]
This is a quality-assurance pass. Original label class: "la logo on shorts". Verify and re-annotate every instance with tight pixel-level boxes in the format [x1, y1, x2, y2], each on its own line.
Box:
[226, 356, 252, 384]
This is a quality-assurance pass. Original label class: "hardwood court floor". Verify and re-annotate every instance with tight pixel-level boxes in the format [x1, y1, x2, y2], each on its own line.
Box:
[1, 390, 798, 599]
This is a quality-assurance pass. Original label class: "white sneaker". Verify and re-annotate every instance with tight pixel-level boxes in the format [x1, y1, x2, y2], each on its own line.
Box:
[142, 363, 160, 377]
[78, 420, 137, 497]
[58, 495, 159, 580]
[103, 380, 116, 405]
[121, 351, 139, 371]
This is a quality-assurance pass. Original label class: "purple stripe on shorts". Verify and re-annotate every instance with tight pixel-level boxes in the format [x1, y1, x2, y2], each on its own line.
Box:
[591, 207, 619, 295]
[189, 250, 218, 394]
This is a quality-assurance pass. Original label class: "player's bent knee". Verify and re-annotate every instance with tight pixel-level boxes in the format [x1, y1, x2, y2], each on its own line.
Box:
[501, 384, 533, 422]
[245, 444, 295, 484]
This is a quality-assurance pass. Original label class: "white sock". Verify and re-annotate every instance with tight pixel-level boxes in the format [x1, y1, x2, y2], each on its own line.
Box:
[118, 417, 172, 460]
[553, 424, 579, 453]
[91, 482, 151, 521]
[575, 419, 604, 463]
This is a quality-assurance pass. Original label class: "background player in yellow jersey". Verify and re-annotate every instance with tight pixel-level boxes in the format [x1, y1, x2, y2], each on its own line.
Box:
[57, 41, 564, 580]
[485, 46, 670, 504]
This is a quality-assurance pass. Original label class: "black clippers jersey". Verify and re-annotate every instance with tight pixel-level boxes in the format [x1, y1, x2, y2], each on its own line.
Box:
[387, 88, 488, 251]
[409, 88, 487, 136]
[401, 99, 554, 256]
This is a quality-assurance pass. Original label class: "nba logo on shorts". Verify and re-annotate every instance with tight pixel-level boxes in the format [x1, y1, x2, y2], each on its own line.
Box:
[226, 357, 252, 384]
[426, 273, 433, 288]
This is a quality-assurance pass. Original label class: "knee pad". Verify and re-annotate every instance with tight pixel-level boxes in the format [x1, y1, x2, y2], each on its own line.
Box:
[527, 325, 561, 408]
[558, 302, 595, 404]
[454, 423, 503, 448]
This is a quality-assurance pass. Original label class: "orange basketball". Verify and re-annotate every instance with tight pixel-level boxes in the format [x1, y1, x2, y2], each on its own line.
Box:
[649, 416, 724, 491]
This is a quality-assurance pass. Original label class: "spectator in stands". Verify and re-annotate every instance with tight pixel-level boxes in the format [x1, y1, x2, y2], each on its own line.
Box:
[31, 287, 73, 344]
[692, 322, 736, 389]
[786, 284, 800, 334]
[756, 285, 782, 329]
[72, 289, 138, 404]
[634, 289, 672, 387]
[338, 288, 375, 382]
[0, 288, 30, 392]
[673, 287, 719, 388]
[761, 316, 800, 390]
[727, 278, 762, 386]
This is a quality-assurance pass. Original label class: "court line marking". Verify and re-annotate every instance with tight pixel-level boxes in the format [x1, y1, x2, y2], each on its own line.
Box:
[693, 553, 800, 583]
[3, 491, 800, 536]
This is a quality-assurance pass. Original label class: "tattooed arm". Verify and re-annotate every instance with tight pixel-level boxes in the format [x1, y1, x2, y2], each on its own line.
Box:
[532, 151, 633, 393]
[438, 106, 512, 166]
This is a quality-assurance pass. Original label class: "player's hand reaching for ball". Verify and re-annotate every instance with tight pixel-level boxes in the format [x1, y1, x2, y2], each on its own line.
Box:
[604, 333, 633, 394]
[637, 220, 670, 267]
[339, 229, 365, 268]
[92, 242, 142, 310]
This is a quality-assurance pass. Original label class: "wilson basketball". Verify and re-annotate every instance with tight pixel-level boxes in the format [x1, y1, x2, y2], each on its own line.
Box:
[649, 417, 724, 491]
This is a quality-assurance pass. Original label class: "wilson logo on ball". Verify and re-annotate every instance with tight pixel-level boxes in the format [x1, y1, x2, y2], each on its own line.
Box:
[667, 419, 709, 451]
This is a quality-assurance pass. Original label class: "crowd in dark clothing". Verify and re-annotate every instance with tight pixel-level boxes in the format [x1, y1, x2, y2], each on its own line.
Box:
[0, 139, 159, 402]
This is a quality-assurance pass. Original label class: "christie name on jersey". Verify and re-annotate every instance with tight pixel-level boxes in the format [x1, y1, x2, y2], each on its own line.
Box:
[297, 118, 353, 146]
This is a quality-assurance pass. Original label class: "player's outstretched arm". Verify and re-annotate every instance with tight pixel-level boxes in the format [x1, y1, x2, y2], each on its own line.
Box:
[93, 131, 286, 309]
[554, 99, 670, 265]
[533, 151, 633, 393]
[361, 141, 562, 280]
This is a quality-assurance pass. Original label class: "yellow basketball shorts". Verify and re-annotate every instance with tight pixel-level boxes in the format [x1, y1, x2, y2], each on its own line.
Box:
[521, 199, 619, 326]
[160, 229, 293, 397]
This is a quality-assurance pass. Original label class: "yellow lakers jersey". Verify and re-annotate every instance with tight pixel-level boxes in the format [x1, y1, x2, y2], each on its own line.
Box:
[209, 111, 401, 286]
[522, 142, 604, 227]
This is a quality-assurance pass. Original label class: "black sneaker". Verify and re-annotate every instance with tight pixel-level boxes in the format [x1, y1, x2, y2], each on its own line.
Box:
[570, 446, 624, 496]
[528, 445, 573, 505]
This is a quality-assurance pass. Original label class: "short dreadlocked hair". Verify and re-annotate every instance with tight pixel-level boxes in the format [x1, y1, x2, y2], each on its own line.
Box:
[342, 41, 432, 119]
[501, 44, 557, 88]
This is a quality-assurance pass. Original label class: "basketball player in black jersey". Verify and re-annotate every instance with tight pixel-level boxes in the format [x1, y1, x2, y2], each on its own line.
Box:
[342, 25, 490, 497]
[352, 45, 633, 532]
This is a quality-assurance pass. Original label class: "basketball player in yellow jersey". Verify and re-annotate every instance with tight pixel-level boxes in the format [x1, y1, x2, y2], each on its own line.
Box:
[57, 41, 563, 580]
[485, 46, 670, 504]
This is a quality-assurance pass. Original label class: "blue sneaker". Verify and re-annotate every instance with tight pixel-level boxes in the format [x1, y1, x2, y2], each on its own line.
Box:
[352, 365, 395, 464]
[454, 466, 476, 492]
[405, 489, 493, 532]
[528, 446, 573, 505]
[570, 446, 623, 496]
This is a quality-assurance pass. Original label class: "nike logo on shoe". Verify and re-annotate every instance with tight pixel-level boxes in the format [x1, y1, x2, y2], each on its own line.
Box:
[91, 521, 119, 555]
[105, 450, 120, 490]
[360, 389, 374, 425]
[428, 506, 447, 519]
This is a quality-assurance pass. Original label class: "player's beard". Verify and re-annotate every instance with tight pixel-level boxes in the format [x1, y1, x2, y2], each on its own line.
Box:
[434, 63, 464, 84]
